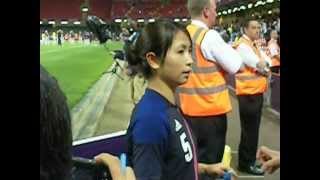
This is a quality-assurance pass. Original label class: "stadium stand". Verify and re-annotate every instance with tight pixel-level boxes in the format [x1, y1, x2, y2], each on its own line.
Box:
[40, 0, 83, 20]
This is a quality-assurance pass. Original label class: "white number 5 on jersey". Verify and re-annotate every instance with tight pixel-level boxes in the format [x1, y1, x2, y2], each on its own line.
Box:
[180, 133, 193, 162]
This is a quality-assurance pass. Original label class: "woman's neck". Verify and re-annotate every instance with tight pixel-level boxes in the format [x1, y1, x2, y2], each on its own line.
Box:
[148, 77, 176, 105]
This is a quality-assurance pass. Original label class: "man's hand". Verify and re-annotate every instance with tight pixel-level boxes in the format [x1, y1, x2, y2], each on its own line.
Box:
[256, 146, 280, 174]
[256, 61, 267, 71]
[256, 61, 270, 77]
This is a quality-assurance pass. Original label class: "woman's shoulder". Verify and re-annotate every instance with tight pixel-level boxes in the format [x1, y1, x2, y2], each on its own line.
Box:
[130, 95, 172, 144]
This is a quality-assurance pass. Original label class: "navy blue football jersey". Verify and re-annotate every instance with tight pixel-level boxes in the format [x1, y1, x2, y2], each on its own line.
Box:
[126, 89, 199, 180]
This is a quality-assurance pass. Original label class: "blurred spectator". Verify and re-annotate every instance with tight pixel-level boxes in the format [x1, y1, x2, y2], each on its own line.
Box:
[40, 65, 136, 180]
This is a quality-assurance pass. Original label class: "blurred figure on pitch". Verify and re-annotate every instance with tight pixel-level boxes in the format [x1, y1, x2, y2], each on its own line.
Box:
[51, 31, 56, 45]
[57, 29, 63, 46]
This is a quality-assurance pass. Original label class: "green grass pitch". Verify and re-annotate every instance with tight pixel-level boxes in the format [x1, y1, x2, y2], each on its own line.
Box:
[40, 41, 124, 108]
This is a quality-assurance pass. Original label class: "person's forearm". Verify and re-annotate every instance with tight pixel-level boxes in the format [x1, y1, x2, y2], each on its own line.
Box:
[198, 163, 208, 174]
[109, 165, 123, 180]
[236, 48, 259, 70]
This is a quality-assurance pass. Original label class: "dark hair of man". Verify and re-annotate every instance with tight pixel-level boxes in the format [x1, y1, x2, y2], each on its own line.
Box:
[40, 65, 72, 180]
[242, 17, 259, 29]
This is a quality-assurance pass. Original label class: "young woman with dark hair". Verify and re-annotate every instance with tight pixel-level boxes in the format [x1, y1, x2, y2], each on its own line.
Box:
[125, 19, 230, 180]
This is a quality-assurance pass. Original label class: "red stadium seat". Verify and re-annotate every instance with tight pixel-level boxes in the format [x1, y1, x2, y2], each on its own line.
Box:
[40, 0, 83, 20]
[90, 0, 112, 20]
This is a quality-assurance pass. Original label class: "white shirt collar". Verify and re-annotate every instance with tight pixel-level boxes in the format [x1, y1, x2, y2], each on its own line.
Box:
[191, 20, 209, 29]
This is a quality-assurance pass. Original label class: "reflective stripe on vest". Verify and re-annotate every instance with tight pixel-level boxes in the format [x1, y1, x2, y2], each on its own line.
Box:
[236, 74, 263, 81]
[191, 28, 204, 63]
[176, 24, 232, 116]
[192, 64, 220, 73]
[177, 84, 227, 95]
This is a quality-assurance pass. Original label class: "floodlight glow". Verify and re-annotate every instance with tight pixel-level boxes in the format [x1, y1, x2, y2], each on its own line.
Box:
[233, 8, 238, 12]
[73, 21, 81, 25]
[48, 21, 55, 24]
[115, 19, 122, 23]
[82, 7, 89, 12]
[255, 1, 263, 7]
[137, 19, 144, 22]
[174, 18, 180, 22]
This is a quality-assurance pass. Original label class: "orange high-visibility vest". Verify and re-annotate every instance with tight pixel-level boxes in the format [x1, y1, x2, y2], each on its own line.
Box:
[272, 58, 280, 66]
[233, 36, 268, 95]
[271, 57, 280, 67]
[268, 39, 280, 67]
[176, 24, 232, 116]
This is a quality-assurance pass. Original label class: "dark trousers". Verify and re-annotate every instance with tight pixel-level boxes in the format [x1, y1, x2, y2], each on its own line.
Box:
[185, 114, 227, 180]
[185, 114, 227, 163]
[237, 94, 263, 167]
[271, 66, 280, 74]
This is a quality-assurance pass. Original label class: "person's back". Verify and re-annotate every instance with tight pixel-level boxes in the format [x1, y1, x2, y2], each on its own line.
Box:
[177, 22, 233, 116]
[176, 2, 244, 177]
[177, 0, 243, 117]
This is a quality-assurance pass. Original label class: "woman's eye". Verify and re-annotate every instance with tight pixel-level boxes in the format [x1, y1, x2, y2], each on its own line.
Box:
[178, 50, 184, 54]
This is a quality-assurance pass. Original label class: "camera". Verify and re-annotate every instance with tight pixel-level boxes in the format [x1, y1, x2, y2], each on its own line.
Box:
[86, 15, 112, 44]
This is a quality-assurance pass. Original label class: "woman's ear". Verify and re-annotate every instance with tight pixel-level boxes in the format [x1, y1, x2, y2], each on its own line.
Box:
[146, 52, 160, 70]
